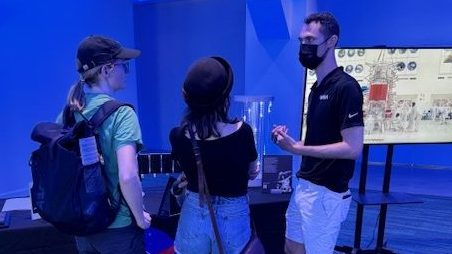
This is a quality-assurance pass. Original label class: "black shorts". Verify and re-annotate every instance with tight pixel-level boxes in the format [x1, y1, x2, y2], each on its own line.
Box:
[75, 224, 144, 254]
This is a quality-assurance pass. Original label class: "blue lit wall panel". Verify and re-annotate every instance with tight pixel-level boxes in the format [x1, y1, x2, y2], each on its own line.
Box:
[0, 0, 136, 197]
[134, 0, 246, 150]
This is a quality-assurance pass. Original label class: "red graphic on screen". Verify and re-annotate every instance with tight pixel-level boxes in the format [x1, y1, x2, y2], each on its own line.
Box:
[369, 83, 388, 101]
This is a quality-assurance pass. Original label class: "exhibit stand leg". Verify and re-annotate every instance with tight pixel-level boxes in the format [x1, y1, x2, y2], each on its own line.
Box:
[335, 144, 422, 254]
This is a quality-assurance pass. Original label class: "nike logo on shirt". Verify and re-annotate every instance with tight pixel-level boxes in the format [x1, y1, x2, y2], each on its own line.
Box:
[348, 112, 358, 118]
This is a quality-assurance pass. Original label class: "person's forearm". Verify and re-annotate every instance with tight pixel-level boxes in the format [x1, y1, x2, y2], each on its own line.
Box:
[119, 175, 145, 224]
[290, 141, 360, 159]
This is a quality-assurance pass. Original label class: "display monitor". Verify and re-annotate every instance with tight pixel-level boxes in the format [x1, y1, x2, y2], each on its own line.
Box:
[301, 47, 452, 144]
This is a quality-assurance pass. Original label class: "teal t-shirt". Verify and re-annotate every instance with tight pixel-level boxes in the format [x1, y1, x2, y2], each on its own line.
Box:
[59, 93, 143, 228]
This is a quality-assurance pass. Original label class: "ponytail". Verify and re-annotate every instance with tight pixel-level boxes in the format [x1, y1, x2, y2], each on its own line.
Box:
[67, 66, 102, 112]
[67, 80, 85, 111]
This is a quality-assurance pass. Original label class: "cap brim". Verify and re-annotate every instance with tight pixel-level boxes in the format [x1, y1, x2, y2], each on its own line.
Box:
[117, 47, 141, 59]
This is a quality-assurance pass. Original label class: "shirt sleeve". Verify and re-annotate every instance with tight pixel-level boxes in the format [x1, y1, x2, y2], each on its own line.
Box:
[244, 123, 258, 162]
[337, 81, 365, 130]
[112, 106, 144, 152]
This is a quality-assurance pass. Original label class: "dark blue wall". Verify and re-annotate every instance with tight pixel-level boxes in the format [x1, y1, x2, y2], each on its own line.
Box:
[134, 0, 246, 151]
[244, 0, 305, 158]
[320, 0, 452, 47]
[0, 0, 137, 197]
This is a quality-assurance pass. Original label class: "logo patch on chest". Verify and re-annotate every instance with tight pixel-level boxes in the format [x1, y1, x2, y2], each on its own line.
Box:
[319, 94, 329, 100]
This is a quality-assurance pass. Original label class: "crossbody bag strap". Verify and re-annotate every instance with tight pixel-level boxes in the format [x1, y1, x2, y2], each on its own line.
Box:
[187, 126, 225, 254]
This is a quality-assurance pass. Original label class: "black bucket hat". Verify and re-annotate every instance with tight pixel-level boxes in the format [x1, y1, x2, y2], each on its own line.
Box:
[76, 35, 141, 73]
[183, 56, 233, 109]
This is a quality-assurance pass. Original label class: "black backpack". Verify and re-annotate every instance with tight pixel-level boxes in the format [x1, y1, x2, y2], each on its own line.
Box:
[29, 100, 132, 236]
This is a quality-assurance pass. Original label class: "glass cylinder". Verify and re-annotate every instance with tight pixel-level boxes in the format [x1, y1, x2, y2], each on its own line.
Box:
[234, 95, 274, 187]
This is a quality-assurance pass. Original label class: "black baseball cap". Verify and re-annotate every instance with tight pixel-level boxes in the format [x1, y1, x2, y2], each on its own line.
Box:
[183, 56, 233, 109]
[76, 35, 141, 73]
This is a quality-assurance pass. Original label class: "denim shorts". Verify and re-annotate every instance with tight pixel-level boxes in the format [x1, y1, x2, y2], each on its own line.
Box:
[174, 191, 251, 254]
[285, 179, 352, 254]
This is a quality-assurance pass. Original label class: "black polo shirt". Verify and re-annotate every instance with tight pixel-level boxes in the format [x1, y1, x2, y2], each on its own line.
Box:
[297, 67, 364, 193]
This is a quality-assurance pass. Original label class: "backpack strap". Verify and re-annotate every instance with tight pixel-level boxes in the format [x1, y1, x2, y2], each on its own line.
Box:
[89, 100, 134, 129]
[88, 100, 135, 210]
[62, 105, 76, 128]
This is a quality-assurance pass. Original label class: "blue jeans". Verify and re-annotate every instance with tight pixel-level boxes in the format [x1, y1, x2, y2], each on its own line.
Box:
[174, 191, 251, 254]
[75, 224, 144, 254]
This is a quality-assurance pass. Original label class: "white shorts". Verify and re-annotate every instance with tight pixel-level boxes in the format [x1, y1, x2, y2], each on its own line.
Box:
[285, 178, 352, 254]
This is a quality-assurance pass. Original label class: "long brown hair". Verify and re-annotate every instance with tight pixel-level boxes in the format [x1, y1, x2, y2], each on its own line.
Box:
[182, 96, 238, 140]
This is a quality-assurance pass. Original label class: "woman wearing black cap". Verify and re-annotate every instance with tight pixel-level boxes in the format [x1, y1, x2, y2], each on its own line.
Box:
[169, 57, 259, 254]
[62, 35, 150, 253]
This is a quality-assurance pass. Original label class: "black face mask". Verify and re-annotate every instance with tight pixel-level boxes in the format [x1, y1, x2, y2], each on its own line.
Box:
[299, 38, 330, 70]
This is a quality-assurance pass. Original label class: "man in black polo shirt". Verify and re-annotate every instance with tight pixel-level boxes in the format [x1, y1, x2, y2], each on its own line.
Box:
[272, 12, 364, 254]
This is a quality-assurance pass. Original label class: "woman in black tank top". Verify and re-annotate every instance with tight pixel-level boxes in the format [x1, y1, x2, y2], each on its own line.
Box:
[170, 57, 258, 254]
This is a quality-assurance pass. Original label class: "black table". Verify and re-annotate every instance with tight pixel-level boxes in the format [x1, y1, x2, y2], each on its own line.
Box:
[0, 199, 77, 254]
[248, 188, 290, 253]
[1, 188, 290, 254]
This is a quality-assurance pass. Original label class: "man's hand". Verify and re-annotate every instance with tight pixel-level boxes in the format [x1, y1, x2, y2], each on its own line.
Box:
[272, 125, 298, 153]
[271, 125, 287, 142]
